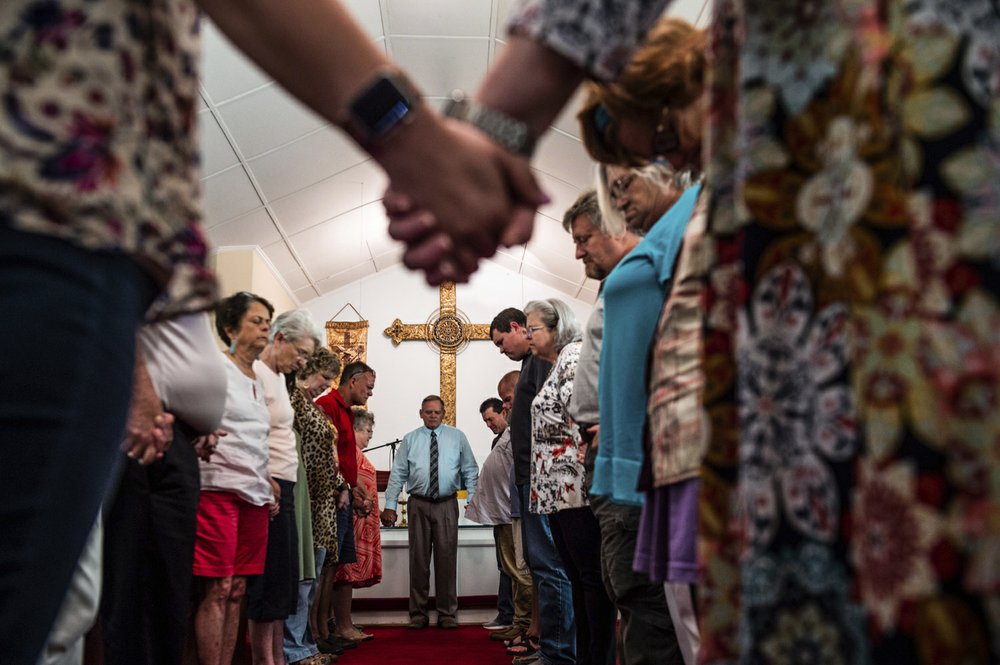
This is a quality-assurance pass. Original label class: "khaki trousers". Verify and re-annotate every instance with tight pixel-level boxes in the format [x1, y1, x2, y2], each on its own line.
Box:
[408, 496, 459, 620]
[494, 523, 533, 630]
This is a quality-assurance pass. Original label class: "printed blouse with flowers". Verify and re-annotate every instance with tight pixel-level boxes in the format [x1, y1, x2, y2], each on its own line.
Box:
[508, 0, 1000, 661]
[0, 0, 216, 320]
[529, 340, 586, 514]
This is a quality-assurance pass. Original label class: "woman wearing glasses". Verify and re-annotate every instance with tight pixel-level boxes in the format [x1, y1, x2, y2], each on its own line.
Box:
[192, 291, 276, 665]
[525, 298, 617, 665]
[247, 309, 323, 665]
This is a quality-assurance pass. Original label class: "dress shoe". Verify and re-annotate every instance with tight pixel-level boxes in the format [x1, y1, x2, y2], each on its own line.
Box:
[437, 616, 459, 629]
[408, 616, 429, 629]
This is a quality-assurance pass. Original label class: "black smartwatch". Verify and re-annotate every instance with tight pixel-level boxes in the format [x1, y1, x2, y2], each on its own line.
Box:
[345, 71, 420, 145]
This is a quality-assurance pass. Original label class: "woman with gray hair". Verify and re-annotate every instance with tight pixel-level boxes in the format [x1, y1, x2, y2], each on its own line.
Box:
[524, 298, 617, 665]
[247, 308, 321, 665]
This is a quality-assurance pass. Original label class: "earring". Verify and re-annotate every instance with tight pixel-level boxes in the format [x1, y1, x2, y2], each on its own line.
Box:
[651, 106, 677, 156]
[229, 340, 236, 355]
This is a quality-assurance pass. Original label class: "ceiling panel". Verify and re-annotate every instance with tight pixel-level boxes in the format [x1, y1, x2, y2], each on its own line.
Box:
[205, 207, 282, 248]
[294, 284, 322, 301]
[533, 131, 594, 188]
[316, 262, 378, 294]
[372, 246, 406, 271]
[489, 248, 523, 273]
[551, 87, 586, 139]
[534, 172, 586, 224]
[362, 201, 396, 257]
[202, 166, 263, 225]
[493, 0, 515, 33]
[386, 0, 493, 36]
[520, 262, 585, 297]
[288, 208, 368, 280]
[281, 266, 312, 292]
[247, 127, 367, 200]
[391, 37, 490, 97]
[262, 240, 301, 275]
[199, 109, 240, 177]
[270, 178, 366, 237]
[216, 84, 326, 159]
[200, 22, 270, 104]
[342, 0, 387, 38]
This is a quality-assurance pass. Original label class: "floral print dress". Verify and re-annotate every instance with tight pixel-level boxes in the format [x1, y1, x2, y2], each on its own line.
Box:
[0, 0, 216, 319]
[695, 1, 1000, 662]
[509, 0, 1000, 662]
[530, 341, 586, 514]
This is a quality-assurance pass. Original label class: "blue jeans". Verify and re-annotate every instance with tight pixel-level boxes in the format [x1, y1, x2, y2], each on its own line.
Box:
[518, 483, 575, 665]
[284, 547, 326, 663]
[0, 226, 155, 665]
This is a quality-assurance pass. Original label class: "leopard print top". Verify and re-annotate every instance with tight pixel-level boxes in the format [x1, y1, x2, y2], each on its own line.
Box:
[292, 388, 344, 565]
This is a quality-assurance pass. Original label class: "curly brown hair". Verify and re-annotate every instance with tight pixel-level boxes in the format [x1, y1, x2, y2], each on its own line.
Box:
[578, 18, 707, 165]
[296, 347, 341, 382]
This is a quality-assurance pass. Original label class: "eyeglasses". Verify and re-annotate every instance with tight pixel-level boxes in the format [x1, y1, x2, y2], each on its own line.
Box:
[525, 325, 548, 338]
[610, 173, 636, 200]
[293, 344, 313, 360]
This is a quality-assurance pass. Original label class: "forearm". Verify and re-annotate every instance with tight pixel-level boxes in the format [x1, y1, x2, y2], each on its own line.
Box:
[474, 36, 584, 138]
[383, 474, 403, 510]
[196, 0, 391, 125]
[383, 448, 407, 510]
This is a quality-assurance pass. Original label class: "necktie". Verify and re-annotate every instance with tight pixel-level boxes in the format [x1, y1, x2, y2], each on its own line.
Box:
[428, 430, 439, 498]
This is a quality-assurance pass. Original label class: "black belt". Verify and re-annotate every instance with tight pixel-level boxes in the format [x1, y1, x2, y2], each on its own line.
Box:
[408, 493, 457, 504]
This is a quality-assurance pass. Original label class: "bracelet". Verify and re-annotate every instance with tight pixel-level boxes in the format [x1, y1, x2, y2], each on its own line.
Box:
[442, 90, 537, 158]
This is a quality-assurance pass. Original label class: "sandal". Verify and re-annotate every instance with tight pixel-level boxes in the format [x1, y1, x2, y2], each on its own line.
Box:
[506, 635, 540, 657]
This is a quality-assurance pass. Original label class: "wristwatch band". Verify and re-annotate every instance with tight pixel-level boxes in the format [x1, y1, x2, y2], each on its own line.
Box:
[442, 90, 537, 158]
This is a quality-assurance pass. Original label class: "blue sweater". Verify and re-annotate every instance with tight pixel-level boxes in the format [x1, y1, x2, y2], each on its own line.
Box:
[591, 185, 701, 505]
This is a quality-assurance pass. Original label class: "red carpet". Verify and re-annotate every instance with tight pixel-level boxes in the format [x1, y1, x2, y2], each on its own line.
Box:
[337, 625, 516, 665]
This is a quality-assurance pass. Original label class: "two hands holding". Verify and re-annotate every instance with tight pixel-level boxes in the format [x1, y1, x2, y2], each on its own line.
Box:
[379, 116, 547, 285]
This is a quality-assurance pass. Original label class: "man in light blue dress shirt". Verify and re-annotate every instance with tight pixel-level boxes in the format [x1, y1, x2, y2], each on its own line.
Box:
[381, 395, 479, 629]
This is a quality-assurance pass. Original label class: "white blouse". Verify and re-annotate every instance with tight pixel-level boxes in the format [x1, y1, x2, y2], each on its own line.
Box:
[199, 358, 272, 506]
[255, 360, 298, 482]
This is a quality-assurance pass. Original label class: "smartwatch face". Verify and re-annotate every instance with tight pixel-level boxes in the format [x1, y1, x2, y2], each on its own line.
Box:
[351, 77, 413, 138]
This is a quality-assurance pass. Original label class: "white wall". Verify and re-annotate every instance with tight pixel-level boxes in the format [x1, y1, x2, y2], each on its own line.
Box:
[301, 259, 594, 473]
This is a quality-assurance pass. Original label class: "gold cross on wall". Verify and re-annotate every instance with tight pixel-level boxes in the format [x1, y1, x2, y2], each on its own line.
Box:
[383, 281, 491, 426]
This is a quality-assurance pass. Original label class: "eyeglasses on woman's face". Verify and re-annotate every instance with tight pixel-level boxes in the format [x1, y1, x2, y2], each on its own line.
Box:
[610, 173, 636, 201]
[525, 325, 549, 338]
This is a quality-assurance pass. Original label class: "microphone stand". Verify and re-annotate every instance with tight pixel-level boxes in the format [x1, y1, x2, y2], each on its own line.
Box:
[366, 438, 401, 466]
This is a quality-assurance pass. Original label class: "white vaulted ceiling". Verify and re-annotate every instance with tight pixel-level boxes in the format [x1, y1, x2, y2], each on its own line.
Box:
[199, 0, 712, 304]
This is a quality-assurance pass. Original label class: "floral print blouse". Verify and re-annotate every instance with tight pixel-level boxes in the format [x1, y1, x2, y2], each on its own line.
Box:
[0, 0, 216, 320]
[507, 0, 670, 82]
[529, 340, 586, 514]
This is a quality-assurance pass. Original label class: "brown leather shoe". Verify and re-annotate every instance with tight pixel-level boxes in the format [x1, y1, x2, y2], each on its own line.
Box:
[408, 616, 429, 629]
[437, 617, 459, 629]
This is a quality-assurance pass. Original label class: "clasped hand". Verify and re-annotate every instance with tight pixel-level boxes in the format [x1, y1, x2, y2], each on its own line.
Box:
[380, 117, 547, 284]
